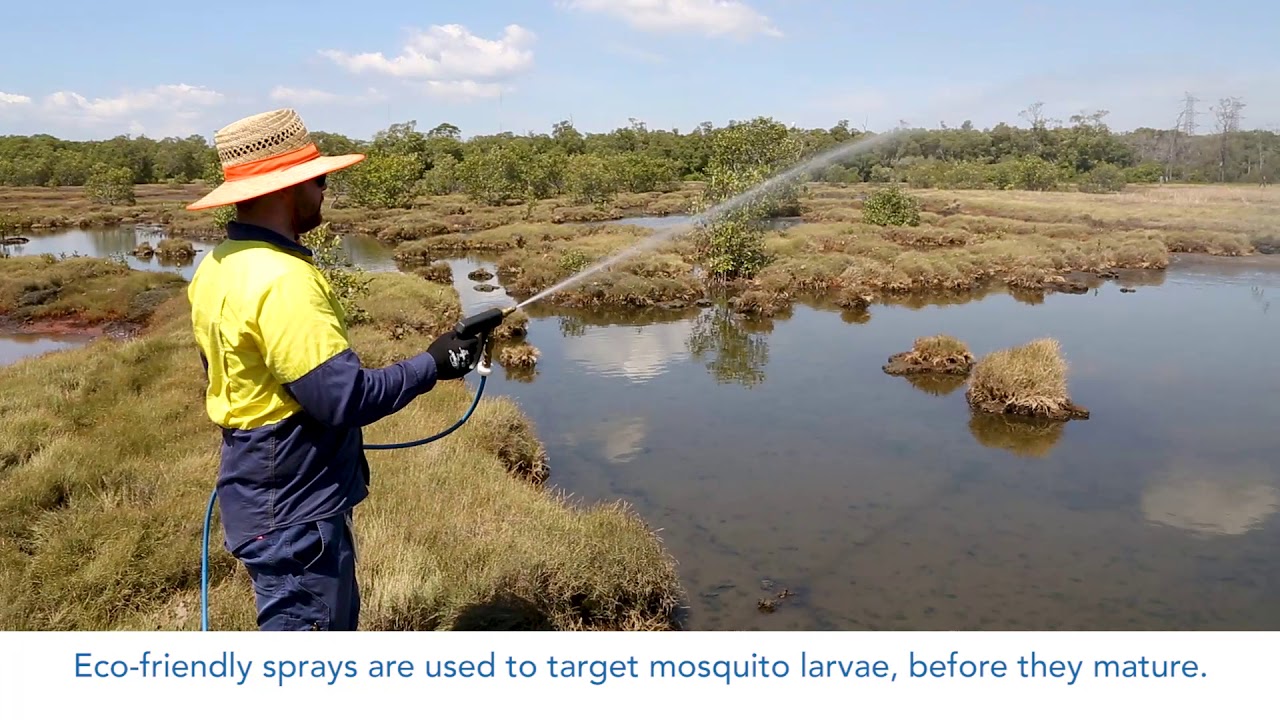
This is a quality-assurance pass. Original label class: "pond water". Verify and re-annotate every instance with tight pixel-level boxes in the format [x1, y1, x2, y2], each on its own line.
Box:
[0, 331, 92, 366]
[3, 226, 217, 279]
[6, 226, 1280, 631]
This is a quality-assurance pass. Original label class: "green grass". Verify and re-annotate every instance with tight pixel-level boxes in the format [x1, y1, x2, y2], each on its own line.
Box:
[0, 257, 685, 631]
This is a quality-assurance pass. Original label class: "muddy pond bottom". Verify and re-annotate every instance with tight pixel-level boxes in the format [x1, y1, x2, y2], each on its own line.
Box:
[472, 254, 1280, 631]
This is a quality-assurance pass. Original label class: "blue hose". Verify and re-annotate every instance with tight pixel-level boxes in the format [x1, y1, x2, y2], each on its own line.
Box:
[199, 372, 489, 631]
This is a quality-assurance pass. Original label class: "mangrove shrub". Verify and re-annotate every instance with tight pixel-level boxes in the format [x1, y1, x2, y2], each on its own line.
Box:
[862, 186, 921, 227]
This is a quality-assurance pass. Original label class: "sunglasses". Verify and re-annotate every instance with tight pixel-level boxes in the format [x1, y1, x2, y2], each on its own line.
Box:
[314, 174, 327, 189]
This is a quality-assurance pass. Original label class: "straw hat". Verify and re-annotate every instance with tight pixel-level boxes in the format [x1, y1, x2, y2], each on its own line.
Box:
[186, 108, 364, 211]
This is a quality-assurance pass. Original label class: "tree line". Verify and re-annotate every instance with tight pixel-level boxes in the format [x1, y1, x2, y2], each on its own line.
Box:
[0, 98, 1274, 204]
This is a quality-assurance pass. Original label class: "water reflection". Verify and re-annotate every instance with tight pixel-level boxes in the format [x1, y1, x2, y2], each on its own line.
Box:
[686, 303, 770, 388]
[967, 412, 1066, 458]
[902, 373, 967, 397]
[562, 415, 649, 465]
[1141, 462, 1280, 537]
[0, 333, 90, 367]
[560, 314, 696, 383]
[8, 227, 214, 279]
[341, 234, 398, 273]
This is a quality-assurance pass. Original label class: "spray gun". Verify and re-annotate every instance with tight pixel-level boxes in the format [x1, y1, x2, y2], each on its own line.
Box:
[200, 302, 519, 629]
[453, 305, 517, 377]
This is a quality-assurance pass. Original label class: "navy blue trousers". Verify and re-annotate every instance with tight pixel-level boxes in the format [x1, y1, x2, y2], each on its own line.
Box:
[234, 511, 360, 631]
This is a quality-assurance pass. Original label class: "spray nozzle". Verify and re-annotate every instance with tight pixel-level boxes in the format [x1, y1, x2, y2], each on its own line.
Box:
[455, 306, 515, 339]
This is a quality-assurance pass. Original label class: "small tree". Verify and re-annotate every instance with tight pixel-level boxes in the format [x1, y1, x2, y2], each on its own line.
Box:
[1011, 156, 1061, 191]
[862, 186, 920, 226]
[1078, 163, 1127, 193]
[343, 153, 421, 209]
[419, 155, 460, 196]
[565, 154, 618, 206]
[299, 222, 371, 324]
[693, 117, 805, 283]
[85, 163, 136, 206]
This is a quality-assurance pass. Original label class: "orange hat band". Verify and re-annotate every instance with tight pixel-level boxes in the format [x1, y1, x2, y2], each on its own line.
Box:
[222, 142, 322, 181]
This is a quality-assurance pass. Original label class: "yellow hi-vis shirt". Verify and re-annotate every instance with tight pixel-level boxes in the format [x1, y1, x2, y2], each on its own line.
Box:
[188, 221, 439, 552]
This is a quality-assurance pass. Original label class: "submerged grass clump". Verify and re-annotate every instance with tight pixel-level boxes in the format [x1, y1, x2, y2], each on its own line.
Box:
[0, 257, 685, 631]
[883, 334, 975, 376]
[965, 338, 1089, 420]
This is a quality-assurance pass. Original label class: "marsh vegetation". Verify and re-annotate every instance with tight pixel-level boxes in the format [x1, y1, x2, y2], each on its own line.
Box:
[2, 107, 1279, 631]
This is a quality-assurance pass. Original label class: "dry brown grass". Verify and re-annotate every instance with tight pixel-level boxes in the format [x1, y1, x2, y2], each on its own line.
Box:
[414, 260, 453, 284]
[499, 343, 541, 369]
[329, 187, 698, 242]
[0, 254, 186, 328]
[0, 183, 207, 233]
[0, 258, 685, 631]
[965, 338, 1089, 420]
[883, 334, 975, 375]
[495, 230, 703, 309]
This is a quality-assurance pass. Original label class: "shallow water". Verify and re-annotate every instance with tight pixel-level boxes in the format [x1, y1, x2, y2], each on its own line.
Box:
[0, 331, 91, 366]
[475, 253, 1280, 631]
[9, 227, 1280, 631]
[4, 226, 215, 279]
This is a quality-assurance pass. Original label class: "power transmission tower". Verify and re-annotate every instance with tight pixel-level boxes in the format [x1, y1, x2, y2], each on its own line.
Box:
[1180, 92, 1198, 136]
[1169, 93, 1199, 180]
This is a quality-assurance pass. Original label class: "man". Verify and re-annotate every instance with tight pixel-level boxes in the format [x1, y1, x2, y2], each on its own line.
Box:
[185, 108, 482, 631]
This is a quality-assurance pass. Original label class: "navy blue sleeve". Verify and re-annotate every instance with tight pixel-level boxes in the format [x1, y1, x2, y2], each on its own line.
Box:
[282, 348, 438, 428]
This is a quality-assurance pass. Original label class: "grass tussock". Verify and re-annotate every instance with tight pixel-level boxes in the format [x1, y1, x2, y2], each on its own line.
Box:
[155, 238, 195, 260]
[883, 334, 975, 375]
[414, 260, 453, 285]
[499, 342, 540, 370]
[0, 254, 186, 328]
[491, 308, 529, 341]
[0, 259, 683, 630]
[965, 338, 1089, 420]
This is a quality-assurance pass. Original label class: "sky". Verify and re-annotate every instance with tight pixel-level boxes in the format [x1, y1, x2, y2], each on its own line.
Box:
[1, 0, 1277, 141]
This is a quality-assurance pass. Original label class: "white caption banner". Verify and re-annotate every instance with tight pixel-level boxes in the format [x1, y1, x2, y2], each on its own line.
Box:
[0, 631, 1269, 718]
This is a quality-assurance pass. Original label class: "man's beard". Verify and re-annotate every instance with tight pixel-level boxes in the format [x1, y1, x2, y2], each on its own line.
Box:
[293, 203, 322, 235]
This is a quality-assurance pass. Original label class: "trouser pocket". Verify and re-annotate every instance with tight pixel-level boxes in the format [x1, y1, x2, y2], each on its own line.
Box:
[234, 516, 356, 631]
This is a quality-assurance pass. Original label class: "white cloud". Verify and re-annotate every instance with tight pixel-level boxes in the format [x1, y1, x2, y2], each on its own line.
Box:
[322, 24, 535, 82]
[560, 0, 782, 39]
[43, 84, 223, 121]
[424, 80, 506, 101]
[1, 84, 225, 137]
[269, 86, 387, 106]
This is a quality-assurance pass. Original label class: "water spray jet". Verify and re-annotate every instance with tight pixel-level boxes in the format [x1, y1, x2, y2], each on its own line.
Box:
[200, 128, 905, 631]
[514, 128, 906, 310]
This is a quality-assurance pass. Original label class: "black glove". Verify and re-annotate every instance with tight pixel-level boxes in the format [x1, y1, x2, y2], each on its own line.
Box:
[427, 330, 483, 381]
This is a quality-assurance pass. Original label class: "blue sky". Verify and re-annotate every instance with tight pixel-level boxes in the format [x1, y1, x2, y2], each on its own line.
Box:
[1, 0, 1276, 141]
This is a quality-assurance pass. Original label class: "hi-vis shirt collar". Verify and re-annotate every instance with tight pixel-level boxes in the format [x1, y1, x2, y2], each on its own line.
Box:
[225, 220, 315, 259]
